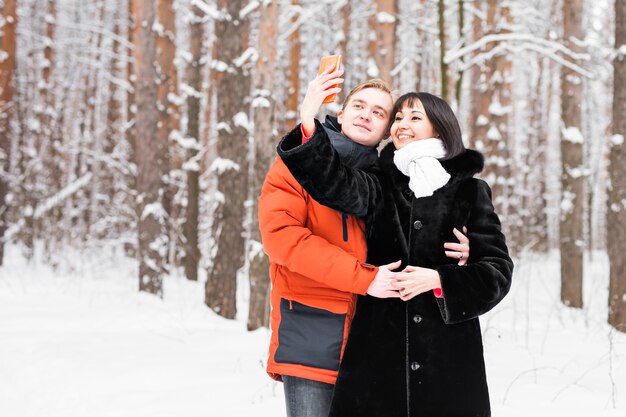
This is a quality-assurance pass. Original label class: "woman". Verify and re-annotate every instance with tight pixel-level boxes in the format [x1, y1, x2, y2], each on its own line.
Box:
[277, 85, 513, 416]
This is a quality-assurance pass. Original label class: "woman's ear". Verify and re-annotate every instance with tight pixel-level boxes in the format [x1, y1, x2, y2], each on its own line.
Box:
[337, 110, 344, 125]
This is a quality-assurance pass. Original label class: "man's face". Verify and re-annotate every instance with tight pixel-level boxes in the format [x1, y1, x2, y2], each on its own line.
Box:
[337, 88, 394, 147]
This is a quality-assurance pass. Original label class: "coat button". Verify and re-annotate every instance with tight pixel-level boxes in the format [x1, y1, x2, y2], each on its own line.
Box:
[411, 362, 421, 371]
[413, 220, 422, 230]
[404, 188, 413, 198]
[412, 314, 422, 324]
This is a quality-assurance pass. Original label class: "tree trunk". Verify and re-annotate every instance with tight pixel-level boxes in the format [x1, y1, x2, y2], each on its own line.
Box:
[470, 0, 511, 233]
[247, 0, 278, 331]
[337, 1, 350, 104]
[132, 0, 166, 296]
[414, 0, 427, 91]
[205, 0, 252, 319]
[560, 0, 585, 308]
[468, 1, 487, 150]
[368, 0, 397, 85]
[37, 0, 59, 254]
[608, 0, 626, 331]
[454, 0, 466, 108]
[523, 56, 549, 252]
[156, 0, 176, 260]
[490, 2, 513, 251]
[285, 0, 300, 131]
[103, 16, 122, 224]
[127, 0, 137, 174]
[437, 0, 449, 100]
[83, 0, 106, 242]
[182, 2, 203, 281]
[122, 0, 138, 259]
[0, 0, 17, 265]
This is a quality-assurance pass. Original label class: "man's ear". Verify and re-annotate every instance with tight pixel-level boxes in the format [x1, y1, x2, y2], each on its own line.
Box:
[337, 109, 344, 125]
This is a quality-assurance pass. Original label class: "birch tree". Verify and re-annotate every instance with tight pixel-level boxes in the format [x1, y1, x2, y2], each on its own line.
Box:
[608, 0, 626, 331]
[560, 0, 585, 308]
[205, 0, 252, 319]
[0, 0, 16, 264]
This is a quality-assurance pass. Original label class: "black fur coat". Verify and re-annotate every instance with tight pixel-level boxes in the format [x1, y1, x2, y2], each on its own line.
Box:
[278, 120, 513, 417]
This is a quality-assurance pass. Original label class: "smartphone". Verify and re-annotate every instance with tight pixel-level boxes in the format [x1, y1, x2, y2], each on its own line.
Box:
[318, 55, 342, 104]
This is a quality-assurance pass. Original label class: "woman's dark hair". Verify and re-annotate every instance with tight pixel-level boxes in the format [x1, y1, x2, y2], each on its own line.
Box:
[388, 92, 465, 160]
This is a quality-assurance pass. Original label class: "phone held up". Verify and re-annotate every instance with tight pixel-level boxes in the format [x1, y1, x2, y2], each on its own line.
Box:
[317, 55, 342, 104]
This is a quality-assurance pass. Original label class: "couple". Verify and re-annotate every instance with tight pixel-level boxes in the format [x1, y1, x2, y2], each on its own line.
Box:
[258, 65, 513, 417]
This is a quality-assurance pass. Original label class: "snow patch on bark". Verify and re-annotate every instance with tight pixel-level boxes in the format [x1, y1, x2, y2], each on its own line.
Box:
[611, 134, 624, 146]
[377, 11, 396, 23]
[561, 126, 584, 144]
[210, 158, 241, 174]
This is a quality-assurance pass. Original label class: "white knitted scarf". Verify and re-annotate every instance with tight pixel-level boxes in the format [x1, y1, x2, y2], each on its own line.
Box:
[393, 139, 451, 198]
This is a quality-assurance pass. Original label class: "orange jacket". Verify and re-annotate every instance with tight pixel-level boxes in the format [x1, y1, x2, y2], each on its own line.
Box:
[258, 157, 378, 385]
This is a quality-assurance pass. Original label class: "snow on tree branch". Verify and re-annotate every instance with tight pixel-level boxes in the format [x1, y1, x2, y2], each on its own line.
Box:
[141, 201, 167, 222]
[34, 173, 93, 220]
[239, 1, 260, 20]
[445, 33, 592, 77]
[233, 47, 258, 68]
[2, 174, 93, 242]
[191, 0, 222, 20]
[209, 158, 241, 175]
[55, 20, 134, 51]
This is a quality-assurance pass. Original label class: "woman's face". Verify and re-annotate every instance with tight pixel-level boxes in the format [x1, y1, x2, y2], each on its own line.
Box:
[390, 100, 437, 150]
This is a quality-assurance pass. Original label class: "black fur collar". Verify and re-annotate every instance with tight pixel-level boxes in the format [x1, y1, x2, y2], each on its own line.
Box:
[379, 142, 484, 184]
[322, 116, 378, 171]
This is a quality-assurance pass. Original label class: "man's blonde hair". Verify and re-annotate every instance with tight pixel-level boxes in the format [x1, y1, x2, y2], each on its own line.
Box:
[341, 78, 393, 110]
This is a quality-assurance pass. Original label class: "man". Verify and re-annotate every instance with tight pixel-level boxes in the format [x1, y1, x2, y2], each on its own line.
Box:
[258, 67, 469, 417]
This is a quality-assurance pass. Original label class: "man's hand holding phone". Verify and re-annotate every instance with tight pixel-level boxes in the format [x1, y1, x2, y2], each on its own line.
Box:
[300, 55, 344, 137]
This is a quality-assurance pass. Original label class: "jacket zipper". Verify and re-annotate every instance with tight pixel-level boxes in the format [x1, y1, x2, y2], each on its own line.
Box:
[341, 213, 348, 242]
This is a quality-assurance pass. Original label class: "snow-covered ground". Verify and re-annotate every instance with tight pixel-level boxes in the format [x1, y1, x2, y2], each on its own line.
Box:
[0, 245, 624, 417]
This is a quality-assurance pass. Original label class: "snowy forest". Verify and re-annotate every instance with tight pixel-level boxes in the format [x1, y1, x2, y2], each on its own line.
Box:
[0, 0, 626, 415]
[2, 0, 624, 329]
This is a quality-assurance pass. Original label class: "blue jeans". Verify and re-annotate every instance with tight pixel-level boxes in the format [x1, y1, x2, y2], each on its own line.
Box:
[283, 375, 334, 417]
